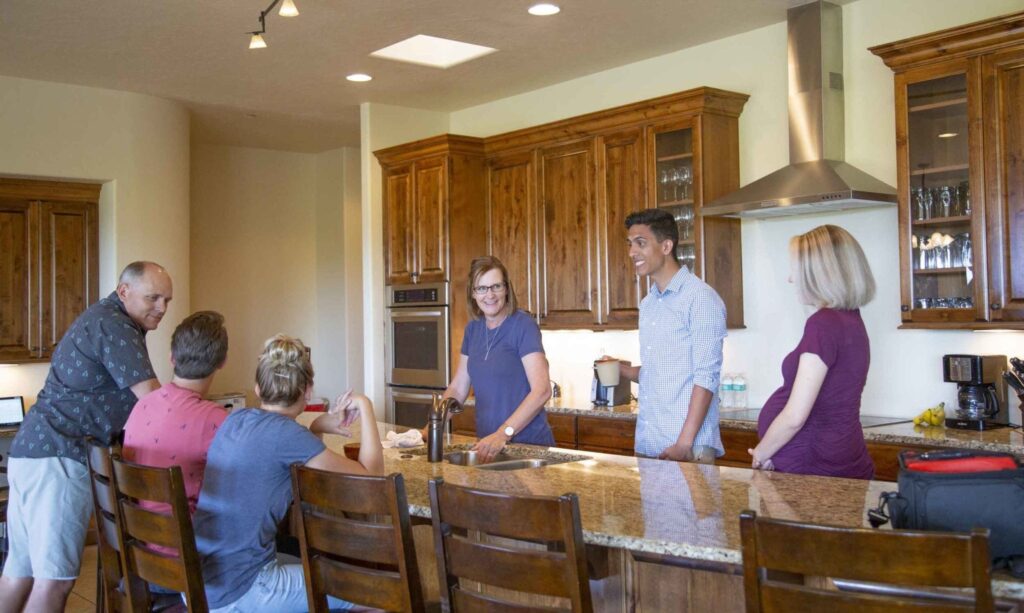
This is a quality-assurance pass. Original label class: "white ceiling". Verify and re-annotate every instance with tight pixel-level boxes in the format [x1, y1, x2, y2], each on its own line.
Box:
[0, 0, 840, 152]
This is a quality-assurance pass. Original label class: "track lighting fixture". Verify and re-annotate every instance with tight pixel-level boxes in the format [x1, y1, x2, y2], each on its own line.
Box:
[247, 0, 299, 50]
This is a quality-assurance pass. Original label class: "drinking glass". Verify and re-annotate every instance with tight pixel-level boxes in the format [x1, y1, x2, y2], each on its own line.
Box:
[938, 186, 953, 218]
[669, 168, 682, 201]
[679, 167, 693, 200]
[959, 233, 972, 268]
[659, 169, 672, 202]
[957, 181, 971, 215]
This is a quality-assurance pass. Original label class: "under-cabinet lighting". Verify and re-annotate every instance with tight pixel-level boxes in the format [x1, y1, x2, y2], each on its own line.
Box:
[346, 73, 373, 82]
[937, 132, 958, 139]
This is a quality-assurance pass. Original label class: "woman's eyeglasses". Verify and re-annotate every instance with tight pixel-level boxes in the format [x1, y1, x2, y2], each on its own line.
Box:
[472, 282, 507, 296]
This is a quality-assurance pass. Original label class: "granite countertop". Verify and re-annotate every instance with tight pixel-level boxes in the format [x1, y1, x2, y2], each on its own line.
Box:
[301, 414, 1024, 600]
[474, 397, 1024, 455]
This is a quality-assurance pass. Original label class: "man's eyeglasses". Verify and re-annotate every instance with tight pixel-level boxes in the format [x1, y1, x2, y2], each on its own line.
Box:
[472, 282, 507, 296]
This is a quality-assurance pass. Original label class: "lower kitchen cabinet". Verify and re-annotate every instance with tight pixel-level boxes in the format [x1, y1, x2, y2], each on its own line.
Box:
[577, 416, 635, 456]
[453, 406, 578, 449]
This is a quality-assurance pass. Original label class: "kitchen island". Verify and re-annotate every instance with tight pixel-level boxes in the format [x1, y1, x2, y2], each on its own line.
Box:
[302, 414, 1024, 611]
[454, 400, 1024, 480]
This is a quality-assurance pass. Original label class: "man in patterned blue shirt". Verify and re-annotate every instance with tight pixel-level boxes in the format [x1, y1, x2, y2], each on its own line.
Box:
[614, 209, 726, 463]
[0, 261, 172, 612]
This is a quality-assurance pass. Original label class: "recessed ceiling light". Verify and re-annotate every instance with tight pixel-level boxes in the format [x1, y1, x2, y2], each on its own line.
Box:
[937, 132, 958, 138]
[346, 73, 372, 82]
[370, 34, 497, 69]
[528, 3, 560, 16]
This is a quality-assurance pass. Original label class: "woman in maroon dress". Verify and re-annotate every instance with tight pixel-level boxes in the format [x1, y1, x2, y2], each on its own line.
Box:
[749, 225, 877, 479]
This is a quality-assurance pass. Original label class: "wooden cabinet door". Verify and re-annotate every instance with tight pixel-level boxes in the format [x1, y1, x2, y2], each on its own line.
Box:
[0, 200, 36, 361]
[538, 139, 599, 327]
[413, 156, 449, 283]
[37, 201, 98, 357]
[983, 48, 1024, 322]
[598, 128, 647, 326]
[383, 163, 415, 285]
[486, 151, 538, 315]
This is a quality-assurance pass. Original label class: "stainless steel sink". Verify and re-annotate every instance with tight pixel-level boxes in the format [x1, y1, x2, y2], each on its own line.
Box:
[405, 445, 586, 470]
[476, 458, 550, 471]
[444, 450, 517, 466]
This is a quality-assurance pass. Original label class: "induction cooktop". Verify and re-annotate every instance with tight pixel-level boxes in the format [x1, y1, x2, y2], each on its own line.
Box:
[720, 409, 911, 428]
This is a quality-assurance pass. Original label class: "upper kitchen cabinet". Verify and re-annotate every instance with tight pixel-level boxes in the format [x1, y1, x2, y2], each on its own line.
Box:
[0, 178, 99, 363]
[376, 134, 487, 284]
[375, 135, 488, 365]
[872, 10, 1024, 329]
[486, 150, 540, 315]
[483, 87, 748, 330]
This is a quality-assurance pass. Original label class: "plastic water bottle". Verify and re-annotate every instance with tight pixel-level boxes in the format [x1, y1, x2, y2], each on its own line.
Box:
[720, 373, 734, 409]
[733, 374, 748, 409]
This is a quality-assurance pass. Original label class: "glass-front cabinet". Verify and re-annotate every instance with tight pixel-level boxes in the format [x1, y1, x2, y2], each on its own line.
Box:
[875, 10, 1024, 329]
[649, 122, 699, 276]
[900, 68, 981, 324]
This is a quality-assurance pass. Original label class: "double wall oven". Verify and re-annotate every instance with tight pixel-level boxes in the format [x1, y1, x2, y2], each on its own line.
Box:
[385, 282, 450, 427]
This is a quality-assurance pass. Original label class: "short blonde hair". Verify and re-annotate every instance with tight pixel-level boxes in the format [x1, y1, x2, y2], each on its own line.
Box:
[790, 225, 875, 310]
[466, 256, 518, 320]
[255, 334, 313, 406]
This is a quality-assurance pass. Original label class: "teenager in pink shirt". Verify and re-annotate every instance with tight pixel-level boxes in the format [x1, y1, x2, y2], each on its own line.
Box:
[123, 310, 229, 516]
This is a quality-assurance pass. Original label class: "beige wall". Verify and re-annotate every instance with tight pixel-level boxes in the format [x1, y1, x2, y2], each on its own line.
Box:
[360, 103, 449, 414]
[190, 144, 362, 406]
[0, 75, 190, 406]
[439, 0, 1024, 416]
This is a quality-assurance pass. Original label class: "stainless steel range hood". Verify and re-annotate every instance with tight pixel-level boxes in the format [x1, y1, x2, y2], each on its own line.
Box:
[703, 0, 896, 218]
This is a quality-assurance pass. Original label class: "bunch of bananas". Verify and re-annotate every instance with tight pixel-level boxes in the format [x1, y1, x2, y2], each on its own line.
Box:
[912, 401, 946, 427]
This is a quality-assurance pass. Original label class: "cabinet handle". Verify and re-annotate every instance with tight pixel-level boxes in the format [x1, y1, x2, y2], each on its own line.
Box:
[991, 303, 1001, 310]
[901, 305, 910, 312]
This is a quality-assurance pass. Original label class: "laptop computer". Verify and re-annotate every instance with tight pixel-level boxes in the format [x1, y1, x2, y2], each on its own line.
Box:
[0, 396, 25, 433]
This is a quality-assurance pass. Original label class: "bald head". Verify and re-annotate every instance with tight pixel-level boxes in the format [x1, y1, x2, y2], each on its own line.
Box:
[116, 261, 173, 331]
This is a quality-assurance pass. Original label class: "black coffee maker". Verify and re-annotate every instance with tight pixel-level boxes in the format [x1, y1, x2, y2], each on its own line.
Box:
[943, 354, 1009, 430]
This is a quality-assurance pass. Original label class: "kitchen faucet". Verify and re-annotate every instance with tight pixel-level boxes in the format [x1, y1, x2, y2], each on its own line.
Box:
[427, 395, 463, 462]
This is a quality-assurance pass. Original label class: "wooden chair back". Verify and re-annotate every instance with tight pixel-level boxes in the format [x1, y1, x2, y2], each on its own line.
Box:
[428, 477, 593, 613]
[111, 456, 208, 613]
[290, 466, 425, 613]
[739, 510, 994, 613]
[86, 442, 137, 613]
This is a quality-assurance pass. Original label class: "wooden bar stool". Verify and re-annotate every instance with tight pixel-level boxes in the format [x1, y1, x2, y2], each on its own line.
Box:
[428, 477, 593, 613]
[86, 442, 136, 612]
[111, 456, 208, 613]
[739, 509, 994, 612]
[290, 466, 426, 613]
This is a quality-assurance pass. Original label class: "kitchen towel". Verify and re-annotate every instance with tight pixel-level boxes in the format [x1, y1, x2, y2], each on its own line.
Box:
[383, 429, 424, 448]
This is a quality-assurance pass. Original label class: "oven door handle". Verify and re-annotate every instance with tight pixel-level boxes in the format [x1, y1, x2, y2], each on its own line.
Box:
[388, 308, 447, 319]
[389, 390, 441, 402]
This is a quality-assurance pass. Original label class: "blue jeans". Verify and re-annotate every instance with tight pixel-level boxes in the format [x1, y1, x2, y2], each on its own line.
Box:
[209, 556, 353, 613]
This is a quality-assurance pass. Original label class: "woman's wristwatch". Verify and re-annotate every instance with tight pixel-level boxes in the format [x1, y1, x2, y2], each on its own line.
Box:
[502, 423, 515, 440]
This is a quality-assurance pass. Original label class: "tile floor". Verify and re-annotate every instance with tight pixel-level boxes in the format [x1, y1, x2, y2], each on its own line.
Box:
[67, 545, 98, 612]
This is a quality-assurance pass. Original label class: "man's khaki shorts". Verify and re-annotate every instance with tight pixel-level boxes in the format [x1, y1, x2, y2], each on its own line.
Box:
[3, 456, 92, 580]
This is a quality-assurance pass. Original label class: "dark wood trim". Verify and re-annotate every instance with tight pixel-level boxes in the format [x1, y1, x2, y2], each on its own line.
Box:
[483, 87, 748, 155]
[870, 10, 1024, 70]
[374, 134, 485, 166]
[0, 177, 102, 203]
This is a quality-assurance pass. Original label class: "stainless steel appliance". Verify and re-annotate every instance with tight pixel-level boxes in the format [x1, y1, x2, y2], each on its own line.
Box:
[386, 386, 441, 429]
[943, 354, 1009, 430]
[591, 362, 631, 406]
[385, 282, 450, 426]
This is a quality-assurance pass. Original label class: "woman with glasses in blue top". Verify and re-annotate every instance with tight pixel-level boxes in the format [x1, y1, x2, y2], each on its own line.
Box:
[439, 256, 553, 462]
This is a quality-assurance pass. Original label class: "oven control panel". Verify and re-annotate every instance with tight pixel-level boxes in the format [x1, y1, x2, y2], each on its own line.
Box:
[388, 282, 448, 307]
